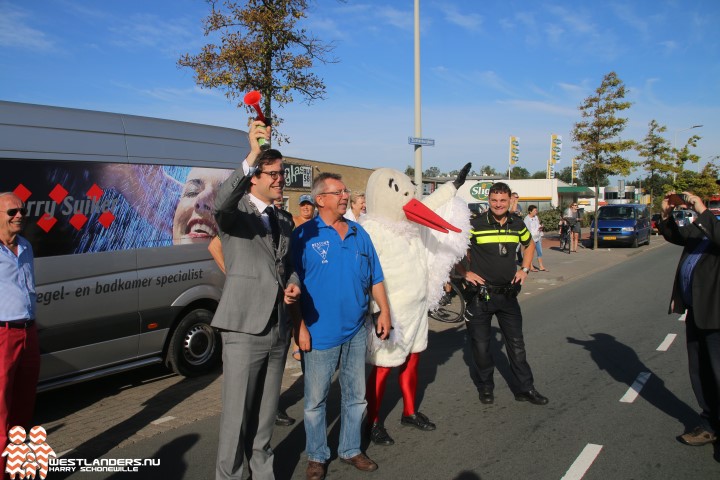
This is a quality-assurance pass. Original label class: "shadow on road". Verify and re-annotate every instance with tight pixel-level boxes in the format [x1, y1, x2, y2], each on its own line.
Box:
[43, 368, 220, 479]
[566, 333, 697, 430]
[273, 323, 468, 478]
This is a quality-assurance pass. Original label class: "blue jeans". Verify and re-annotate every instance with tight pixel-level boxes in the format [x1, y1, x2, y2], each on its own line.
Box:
[303, 327, 367, 462]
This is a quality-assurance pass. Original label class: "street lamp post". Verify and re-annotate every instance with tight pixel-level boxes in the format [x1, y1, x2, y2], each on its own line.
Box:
[672, 124, 703, 182]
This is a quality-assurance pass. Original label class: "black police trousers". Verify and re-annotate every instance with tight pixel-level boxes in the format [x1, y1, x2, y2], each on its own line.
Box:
[464, 292, 535, 393]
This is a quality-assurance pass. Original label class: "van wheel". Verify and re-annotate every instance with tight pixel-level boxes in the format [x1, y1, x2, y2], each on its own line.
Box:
[166, 308, 221, 377]
[631, 236, 639, 248]
[645, 233, 651, 246]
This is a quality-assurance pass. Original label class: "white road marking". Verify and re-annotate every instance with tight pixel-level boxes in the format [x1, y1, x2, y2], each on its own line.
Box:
[151, 416, 176, 425]
[619, 372, 651, 403]
[678, 311, 687, 322]
[656, 334, 677, 352]
[561, 443, 603, 480]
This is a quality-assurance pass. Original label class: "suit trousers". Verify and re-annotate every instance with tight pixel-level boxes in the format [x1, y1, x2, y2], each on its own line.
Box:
[216, 322, 287, 480]
[685, 307, 720, 434]
[464, 293, 535, 393]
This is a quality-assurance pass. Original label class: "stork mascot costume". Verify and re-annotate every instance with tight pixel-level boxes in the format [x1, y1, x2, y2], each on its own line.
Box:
[360, 163, 472, 445]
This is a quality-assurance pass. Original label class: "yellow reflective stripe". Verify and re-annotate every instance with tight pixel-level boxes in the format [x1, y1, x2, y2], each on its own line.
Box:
[518, 227, 531, 242]
[474, 234, 521, 244]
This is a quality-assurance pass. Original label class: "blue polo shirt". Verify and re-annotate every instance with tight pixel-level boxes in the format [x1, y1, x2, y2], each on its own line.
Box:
[0, 236, 36, 321]
[291, 216, 383, 350]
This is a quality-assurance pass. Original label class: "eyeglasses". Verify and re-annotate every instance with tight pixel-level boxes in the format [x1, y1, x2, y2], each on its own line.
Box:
[319, 189, 351, 197]
[259, 170, 285, 180]
[4, 208, 28, 217]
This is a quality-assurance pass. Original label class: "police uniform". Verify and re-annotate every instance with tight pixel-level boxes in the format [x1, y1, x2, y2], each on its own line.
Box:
[465, 211, 540, 398]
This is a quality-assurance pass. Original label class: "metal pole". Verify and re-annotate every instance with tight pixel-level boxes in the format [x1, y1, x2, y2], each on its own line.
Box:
[413, 0, 422, 198]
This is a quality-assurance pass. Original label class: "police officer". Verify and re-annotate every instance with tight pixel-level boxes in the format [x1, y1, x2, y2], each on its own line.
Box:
[456, 182, 548, 406]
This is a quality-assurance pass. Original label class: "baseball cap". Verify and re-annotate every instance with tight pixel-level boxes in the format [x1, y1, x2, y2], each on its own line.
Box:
[299, 194, 313, 205]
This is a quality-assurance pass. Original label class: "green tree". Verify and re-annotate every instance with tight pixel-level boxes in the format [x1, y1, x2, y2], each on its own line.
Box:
[510, 166, 530, 179]
[671, 134, 702, 187]
[404, 166, 415, 177]
[674, 161, 719, 200]
[531, 170, 547, 179]
[423, 166, 441, 177]
[178, 0, 336, 145]
[636, 119, 673, 200]
[571, 72, 635, 248]
[555, 166, 572, 184]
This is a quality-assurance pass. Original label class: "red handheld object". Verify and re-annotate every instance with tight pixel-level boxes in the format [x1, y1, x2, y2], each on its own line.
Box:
[243, 90, 266, 123]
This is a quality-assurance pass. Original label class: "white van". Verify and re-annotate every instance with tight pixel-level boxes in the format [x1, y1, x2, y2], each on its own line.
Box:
[0, 100, 248, 391]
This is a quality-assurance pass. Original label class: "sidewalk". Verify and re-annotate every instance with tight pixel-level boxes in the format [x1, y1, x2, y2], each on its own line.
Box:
[35, 233, 669, 458]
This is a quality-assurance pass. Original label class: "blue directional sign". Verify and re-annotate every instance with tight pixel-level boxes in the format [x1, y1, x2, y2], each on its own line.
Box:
[408, 137, 435, 146]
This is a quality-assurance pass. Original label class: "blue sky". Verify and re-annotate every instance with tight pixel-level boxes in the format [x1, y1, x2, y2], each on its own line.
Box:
[1, 0, 718, 180]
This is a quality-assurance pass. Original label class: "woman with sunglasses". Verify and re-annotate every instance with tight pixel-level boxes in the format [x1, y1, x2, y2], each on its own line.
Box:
[563, 203, 582, 252]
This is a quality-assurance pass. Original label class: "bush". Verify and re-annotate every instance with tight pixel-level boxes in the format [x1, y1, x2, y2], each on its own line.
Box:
[538, 207, 563, 234]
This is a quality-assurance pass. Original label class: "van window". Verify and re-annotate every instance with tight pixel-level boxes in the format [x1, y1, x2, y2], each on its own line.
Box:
[5, 159, 233, 257]
[598, 206, 636, 220]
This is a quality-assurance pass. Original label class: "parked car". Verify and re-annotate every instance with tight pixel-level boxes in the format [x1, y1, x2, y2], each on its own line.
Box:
[589, 204, 651, 248]
[651, 213, 662, 234]
[672, 208, 697, 227]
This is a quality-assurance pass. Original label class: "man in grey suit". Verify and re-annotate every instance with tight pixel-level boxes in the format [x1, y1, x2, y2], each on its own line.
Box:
[213, 120, 301, 480]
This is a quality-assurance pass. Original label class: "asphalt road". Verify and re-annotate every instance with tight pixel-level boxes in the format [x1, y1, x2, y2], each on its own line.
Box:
[43, 239, 720, 479]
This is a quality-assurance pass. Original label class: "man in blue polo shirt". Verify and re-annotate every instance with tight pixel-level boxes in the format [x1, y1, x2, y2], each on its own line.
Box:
[291, 173, 391, 480]
[0, 192, 40, 476]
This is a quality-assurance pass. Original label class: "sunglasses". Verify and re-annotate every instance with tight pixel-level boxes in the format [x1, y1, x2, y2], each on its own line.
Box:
[4, 208, 28, 217]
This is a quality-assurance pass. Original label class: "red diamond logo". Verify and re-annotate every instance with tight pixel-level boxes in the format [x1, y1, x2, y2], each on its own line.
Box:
[49, 184, 69, 204]
[36, 214, 57, 233]
[86, 184, 104, 201]
[13, 184, 32, 203]
[98, 211, 115, 229]
[69, 213, 88, 230]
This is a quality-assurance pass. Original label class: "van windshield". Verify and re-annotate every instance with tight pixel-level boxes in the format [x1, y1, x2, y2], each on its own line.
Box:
[708, 200, 720, 210]
[598, 206, 636, 220]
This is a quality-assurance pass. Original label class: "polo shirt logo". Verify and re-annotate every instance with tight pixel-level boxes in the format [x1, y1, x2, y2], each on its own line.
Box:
[311, 241, 330, 264]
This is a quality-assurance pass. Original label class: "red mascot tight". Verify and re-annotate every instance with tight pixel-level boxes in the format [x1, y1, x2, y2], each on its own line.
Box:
[366, 352, 420, 423]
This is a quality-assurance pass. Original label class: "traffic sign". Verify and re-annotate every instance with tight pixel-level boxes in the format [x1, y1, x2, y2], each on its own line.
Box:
[408, 137, 435, 146]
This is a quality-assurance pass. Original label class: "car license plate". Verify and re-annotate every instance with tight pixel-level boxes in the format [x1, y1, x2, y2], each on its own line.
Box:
[604, 236, 617, 240]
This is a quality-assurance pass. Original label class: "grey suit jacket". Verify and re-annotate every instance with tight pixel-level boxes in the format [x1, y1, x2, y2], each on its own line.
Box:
[212, 165, 298, 335]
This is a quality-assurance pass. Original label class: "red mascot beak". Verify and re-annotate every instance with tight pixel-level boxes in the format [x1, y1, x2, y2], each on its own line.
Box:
[402, 198, 460, 234]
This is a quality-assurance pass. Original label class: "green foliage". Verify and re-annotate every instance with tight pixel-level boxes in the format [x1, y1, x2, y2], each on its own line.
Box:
[538, 207, 562, 233]
[571, 71, 635, 248]
[555, 166, 572, 184]
[674, 162, 719, 199]
[178, 0, 336, 145]
[424, 166, 441, 177]
[404, 166, 415, 177]
[671, 134, 702, 188]
[636, 119, 673, 199]
[510, 166, 530, 179]
[531, 170, 547, 179]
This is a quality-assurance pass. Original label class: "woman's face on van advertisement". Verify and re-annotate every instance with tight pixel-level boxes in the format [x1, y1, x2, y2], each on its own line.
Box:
[173, 167, 229, 242]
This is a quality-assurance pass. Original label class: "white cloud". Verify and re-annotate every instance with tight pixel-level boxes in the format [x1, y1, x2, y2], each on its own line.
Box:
[108, 14, 201, 57]
[0, 3, 55, 51]
[442, 5, 483, 32]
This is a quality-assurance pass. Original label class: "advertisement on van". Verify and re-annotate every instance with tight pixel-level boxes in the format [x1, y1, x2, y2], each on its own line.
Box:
[4, 160, 234, 257]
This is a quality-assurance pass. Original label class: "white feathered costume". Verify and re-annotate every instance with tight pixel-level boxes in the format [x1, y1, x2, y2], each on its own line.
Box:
[360, 169, 471, 367]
